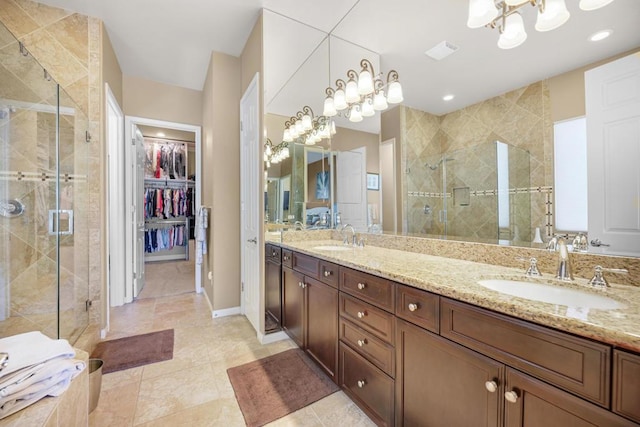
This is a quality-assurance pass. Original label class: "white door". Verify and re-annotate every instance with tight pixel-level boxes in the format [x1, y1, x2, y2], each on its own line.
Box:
[585, 53, 640, 256]
[240, 74, 261, 333]
[133, 127, 146, 297]
[336, 147, 368, 231]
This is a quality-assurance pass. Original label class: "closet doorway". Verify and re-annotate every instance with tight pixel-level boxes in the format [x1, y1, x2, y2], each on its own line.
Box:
[114, 116, 201, 308]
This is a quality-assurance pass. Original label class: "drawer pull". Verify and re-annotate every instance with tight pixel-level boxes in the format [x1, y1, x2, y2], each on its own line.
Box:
[408, 303, 419, 312]
[283, 255, 290, 261]
[324, 270, 332, 277]
[357, 339, 367, 347]
[485, 380, 498, 393]
[272, 251, 276, 257]
[357, 311, 367, 319]
[357, 380, 366, 388]
[505, 390, 519, 404]
[357, 282, 366, 290]
[299, 282, 303, 288]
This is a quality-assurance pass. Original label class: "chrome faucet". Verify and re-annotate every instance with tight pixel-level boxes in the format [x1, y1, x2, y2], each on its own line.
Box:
[293, 221, 305, 231]
[341, 224, 356, 245]
[588, 265, 628, 289]
[547, 235, 573, 281]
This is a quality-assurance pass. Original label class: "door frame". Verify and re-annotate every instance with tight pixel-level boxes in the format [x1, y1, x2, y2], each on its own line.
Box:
[380, 138, 397, 233]
[111, 116, 202, 308]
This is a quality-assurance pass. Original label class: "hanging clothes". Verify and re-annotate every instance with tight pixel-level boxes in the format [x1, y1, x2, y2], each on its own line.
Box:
[144, 225, 187, 253]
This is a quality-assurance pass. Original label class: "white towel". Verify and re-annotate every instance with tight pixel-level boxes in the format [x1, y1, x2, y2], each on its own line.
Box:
[0, 356, 85, 396]
[195, 206, 208, 265]
[0, 358, 85, 419]
[0, 332, 75, 379]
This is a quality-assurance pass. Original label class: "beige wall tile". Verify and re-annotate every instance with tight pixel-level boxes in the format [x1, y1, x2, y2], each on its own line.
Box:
[0, 0, 38, 39]
[12, 0, 70, 27]
[45, 14, 88, 68]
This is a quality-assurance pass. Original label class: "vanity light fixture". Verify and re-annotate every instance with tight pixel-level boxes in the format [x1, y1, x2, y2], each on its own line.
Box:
[322, 59, 403, 122]
[467, 0, 616, 49]
[264, 138, 289, 168]
[282, 106, 335, 146]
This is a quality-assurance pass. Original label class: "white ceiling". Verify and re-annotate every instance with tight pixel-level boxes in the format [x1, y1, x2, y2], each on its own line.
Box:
[36, 0, 640, 131]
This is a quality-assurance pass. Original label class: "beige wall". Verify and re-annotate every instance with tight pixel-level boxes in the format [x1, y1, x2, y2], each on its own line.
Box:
[101, 24, 122, 106]
[123, 75, 203, 125]
[201, 51, 242, 311]
[548, 48, 640, 122]
[381, 106, 403, 232]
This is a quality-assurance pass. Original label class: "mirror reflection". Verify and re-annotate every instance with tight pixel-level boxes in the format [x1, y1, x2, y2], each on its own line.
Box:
[262, 4, 640, 257]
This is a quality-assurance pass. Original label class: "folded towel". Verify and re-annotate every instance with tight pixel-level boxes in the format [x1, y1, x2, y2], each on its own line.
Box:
[0, 359, 84, 419]
[0, 357, 85, 397]
[0, 332, 75, 379]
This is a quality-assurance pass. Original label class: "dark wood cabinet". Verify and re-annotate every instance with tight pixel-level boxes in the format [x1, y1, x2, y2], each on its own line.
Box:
[613, 350, 640, 424]
[306, 276, 339, 382]
[504, 368, 636, 427]
[396, 318, 504, 427]
[282, 266, 304, 348]
[282, 260, 339, 383]
[265, 244, 282, 331]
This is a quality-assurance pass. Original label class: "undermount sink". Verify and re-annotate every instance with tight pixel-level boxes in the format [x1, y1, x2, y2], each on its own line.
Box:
[476, 279, 625, 310]
[313, 245, 352, 251]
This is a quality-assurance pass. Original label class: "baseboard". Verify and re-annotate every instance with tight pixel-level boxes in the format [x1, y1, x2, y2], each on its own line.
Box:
[258, 330, 288, 345]
[212, 306, 241, 318]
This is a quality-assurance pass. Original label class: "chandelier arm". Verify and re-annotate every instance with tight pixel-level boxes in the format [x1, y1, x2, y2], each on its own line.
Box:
[325, 87, 335, 97]
[346, 69, 358, 80]
[386, 70, 400, 84]
[360, 58, 376, 77]
[302, 105, 314, 118]
[335, 79, 346, 90]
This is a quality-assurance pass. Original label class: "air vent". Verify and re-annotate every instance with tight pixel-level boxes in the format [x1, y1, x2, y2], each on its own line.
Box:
[425, 41, 459, 61]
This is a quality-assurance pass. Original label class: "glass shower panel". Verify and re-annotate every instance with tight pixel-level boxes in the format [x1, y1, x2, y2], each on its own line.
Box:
[0, 24, 61, 339]
[57, 89, 89, 344]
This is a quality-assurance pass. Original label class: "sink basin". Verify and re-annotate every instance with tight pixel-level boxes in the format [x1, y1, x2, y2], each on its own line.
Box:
[313, 245, 352, 251]
[476, 279, 625, 310]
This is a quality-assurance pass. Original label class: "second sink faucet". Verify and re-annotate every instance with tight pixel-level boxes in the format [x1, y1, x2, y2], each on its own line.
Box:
[547, 235, 573, 281]
[341, 224, 356, 245]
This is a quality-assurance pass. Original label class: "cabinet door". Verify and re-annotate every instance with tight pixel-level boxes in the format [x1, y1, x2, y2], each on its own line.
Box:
[265, 259, 281, 326]
[396, 319, 503, 427]
[504, 368, 637, 427]
[282, 267, 305, 348]
[306, 276, 339, 383]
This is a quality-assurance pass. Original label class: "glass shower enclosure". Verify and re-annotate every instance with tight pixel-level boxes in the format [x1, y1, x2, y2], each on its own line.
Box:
[0, 21, 90, 344]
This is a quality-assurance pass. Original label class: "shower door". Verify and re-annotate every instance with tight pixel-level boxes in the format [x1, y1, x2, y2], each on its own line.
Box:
[0, 22, 90, 343]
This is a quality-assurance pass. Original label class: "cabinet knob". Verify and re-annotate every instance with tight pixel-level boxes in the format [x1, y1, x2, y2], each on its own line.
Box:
[504, 390, 519, 404]
[324, 270, 332, 277]
[357, 282, 366, 290]
[408, 303, 419, 312]
[357, 339, 367, 347]
[272, 251, 276, 257]
[301, 283, 307, 289]
[357, 380, 366, 388]
[485, 380, 498, 393]
[283, 255, 290, 261]
[357, 311, 367, 319]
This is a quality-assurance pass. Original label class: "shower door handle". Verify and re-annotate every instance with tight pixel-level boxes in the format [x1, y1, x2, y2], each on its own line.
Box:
[48, 210, 74, 235]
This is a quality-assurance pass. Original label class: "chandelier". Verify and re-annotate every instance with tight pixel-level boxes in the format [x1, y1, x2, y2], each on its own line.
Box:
[282, 106, 336, 146]
[467, 0, 616, 49]
[264, 138, 289, 168]
[322, 59, 403, 123]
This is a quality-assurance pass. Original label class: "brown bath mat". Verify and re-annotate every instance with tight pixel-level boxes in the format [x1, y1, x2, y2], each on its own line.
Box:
[227, 348, 339, 427]
[91, 329, 174, 374]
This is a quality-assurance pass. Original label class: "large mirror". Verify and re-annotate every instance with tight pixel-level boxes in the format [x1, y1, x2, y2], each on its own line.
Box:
[262, 1, 640, 257]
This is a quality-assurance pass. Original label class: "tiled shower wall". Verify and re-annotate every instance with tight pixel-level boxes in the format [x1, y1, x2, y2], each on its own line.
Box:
[401, 81, 552, 241]
[0, 0, 103, 341]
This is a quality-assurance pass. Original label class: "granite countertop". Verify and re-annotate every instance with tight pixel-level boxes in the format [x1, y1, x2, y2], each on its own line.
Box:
[277, 239, 640, 353]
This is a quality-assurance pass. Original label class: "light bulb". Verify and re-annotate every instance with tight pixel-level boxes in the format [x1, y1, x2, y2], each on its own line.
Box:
[295, 119, 303, 134]
[358, 69, 374, 95]
[467, 0, 499, 28]
[323, 96, 337, 117]
[498, 12, 527, 49]
[283, 129, 292, 142]
[349, 105, 363, 123]
[265, 145, 272, 156]
[345, 79, 359, 103]
[301, 114, 312, 131]
[535, 0, 570, 32]
[362, 98, 375, 117]
[373, 91, 388, 110]
[387, 81, 404, 104]
[334, 89, 347, 110]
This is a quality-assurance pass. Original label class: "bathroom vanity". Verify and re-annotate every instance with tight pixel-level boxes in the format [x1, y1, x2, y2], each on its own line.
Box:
[272, 239, 640, 427]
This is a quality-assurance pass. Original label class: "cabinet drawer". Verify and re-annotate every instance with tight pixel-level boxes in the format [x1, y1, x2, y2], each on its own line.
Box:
[292, 251, 319, 277]
[340, 293, 395, 344]
[265, 244, 281, 263]
[319, 260, 339, 289]
[395, 284, 439, 333]
[282, 249, 293, 268]
[613, 349, 640, 423]
[340, 267, 395, 311]
[340, 318, 395, 377]
[340, 343, 394, 427]
[441, 298, 611, 407]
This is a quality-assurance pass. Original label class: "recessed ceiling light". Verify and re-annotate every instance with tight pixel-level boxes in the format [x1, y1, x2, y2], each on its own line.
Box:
[157, 132, 165, 137]
[443, 94, 455, 101]
[589, 29, 612, 42]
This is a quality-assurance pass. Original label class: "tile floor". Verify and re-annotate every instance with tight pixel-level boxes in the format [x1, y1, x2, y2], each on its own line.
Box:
[89, 258, 375, 426]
